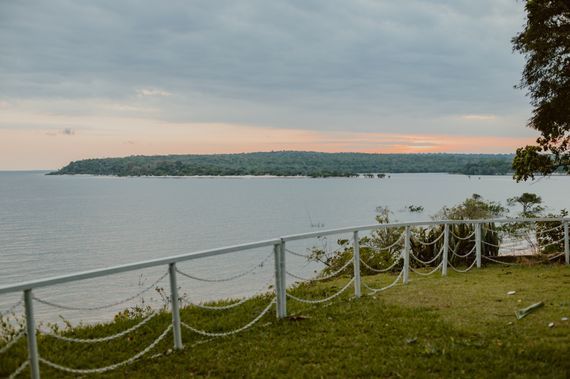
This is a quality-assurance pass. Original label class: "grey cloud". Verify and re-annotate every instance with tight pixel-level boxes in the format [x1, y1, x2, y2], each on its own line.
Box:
[0, 0, 530, 135]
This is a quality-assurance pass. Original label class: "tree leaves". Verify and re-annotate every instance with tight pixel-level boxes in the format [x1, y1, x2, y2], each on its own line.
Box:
[513, 1, 570, 180]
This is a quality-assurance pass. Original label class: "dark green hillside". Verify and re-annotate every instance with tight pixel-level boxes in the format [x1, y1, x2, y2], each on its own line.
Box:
[49, 151, 514, 177]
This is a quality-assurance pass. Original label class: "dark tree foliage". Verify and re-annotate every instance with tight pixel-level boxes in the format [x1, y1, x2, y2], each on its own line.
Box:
[536, 209, 568, 254]
[312, 197, 504, 277]
[49, 151, 514, 177]
[512, 0, 570, 180]
[507, 192, 544, 217]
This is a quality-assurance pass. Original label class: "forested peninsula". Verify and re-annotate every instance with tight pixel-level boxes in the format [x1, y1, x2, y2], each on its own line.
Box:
[49, 151, 514, 177]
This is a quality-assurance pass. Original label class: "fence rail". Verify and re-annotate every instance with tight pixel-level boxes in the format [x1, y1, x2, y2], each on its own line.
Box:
[1, 217, 569, 379]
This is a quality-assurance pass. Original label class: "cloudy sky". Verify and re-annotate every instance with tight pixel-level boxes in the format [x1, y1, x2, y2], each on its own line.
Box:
[0, 0, 535, 169]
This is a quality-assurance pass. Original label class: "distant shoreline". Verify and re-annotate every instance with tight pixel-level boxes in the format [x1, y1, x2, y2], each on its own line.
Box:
[42, 172, 529, 180]
[48, 151, 515, 177]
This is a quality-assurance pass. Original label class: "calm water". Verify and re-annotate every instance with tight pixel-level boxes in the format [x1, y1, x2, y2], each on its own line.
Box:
[1, 171, 569, 324]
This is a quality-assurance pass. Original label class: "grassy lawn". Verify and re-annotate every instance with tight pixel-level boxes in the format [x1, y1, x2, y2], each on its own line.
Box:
[1, 264, 569, 378]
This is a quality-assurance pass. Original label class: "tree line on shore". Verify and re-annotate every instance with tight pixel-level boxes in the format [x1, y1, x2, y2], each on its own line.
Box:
[49, 151, 514, 177]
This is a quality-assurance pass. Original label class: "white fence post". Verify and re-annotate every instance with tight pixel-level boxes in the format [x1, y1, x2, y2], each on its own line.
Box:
[273, 243, 282, 318]
[442, 224, 449, 276]
[353, 231, 361, 298]
[273, 241, 287, 319]
[403, 226, 410, 284]
[168, 263, 183, 350]
[279, 241, 287, 318]
[475, 223, 482, 268]
[564, 221, 570, 264]
[24, 289, 40, 379]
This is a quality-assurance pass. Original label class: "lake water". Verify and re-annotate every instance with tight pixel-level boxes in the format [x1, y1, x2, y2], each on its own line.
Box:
[1, 171, 569, 324]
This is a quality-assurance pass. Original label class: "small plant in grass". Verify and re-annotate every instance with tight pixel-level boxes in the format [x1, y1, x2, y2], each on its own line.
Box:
[113, 304, 154, 322]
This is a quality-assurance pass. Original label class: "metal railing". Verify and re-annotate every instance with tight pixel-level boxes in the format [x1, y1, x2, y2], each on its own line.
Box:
[0, 217, 568, 378]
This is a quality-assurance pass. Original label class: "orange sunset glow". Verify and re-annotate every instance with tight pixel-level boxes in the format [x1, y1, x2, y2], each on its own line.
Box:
[0, 121, 534, 170]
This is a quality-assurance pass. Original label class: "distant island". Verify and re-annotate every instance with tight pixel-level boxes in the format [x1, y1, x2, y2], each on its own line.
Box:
[48, 151, 514, 177]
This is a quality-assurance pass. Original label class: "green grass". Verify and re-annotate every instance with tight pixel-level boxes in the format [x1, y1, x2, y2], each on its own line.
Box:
[1, 264, 569, 378]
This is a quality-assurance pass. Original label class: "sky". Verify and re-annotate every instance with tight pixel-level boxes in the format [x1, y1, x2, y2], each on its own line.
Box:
[0, 0, 537, 170]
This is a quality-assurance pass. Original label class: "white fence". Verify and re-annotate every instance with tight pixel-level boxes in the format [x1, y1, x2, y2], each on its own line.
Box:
[0, 217, 568, 378]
